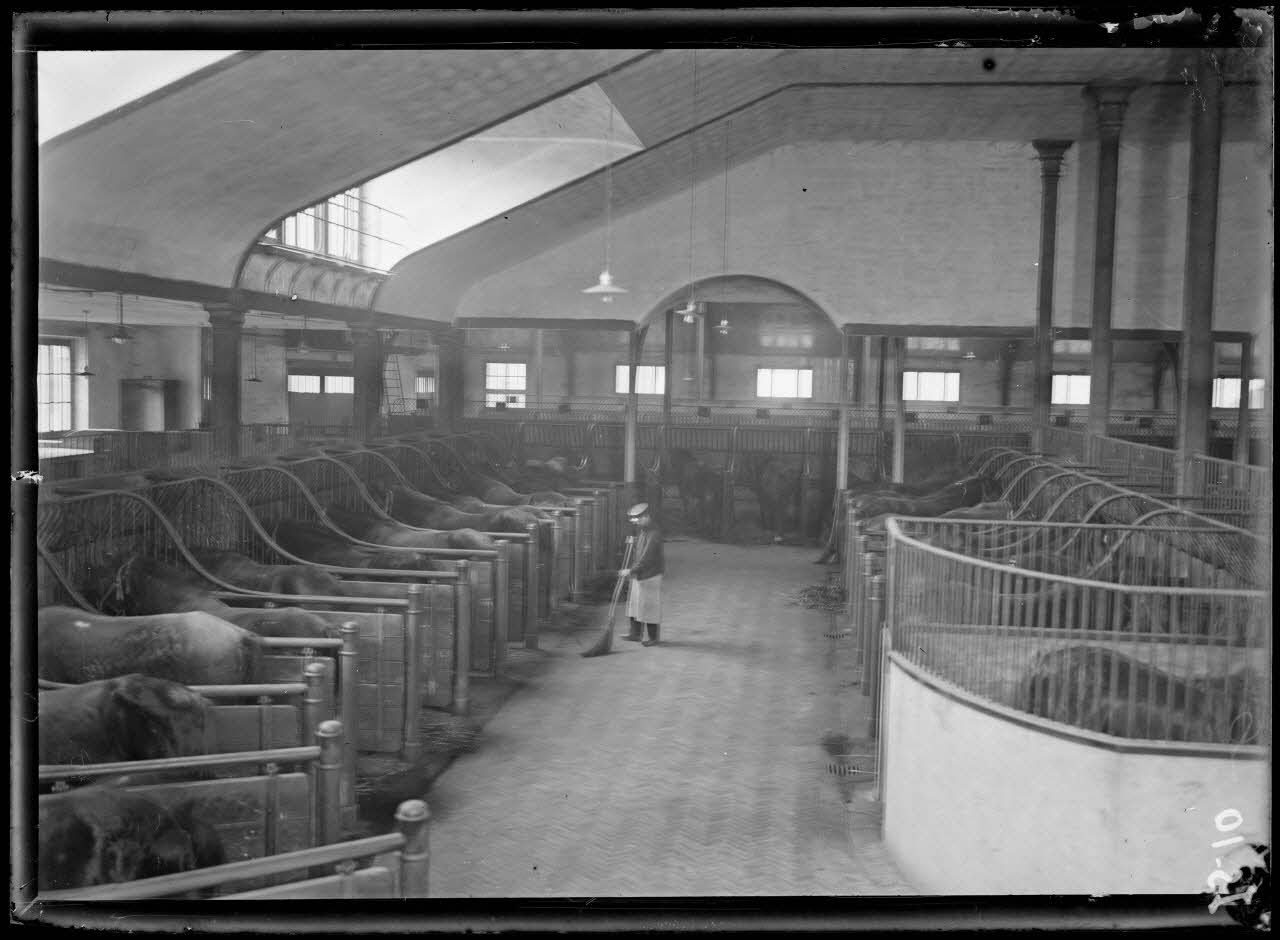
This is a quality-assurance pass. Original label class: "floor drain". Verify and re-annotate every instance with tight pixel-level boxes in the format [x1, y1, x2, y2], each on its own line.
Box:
[824, 630, 852, 639]
[828, 760, 876, 778]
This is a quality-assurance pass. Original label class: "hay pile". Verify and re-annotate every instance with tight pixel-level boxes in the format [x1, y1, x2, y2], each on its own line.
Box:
[785, 580, 847, 612]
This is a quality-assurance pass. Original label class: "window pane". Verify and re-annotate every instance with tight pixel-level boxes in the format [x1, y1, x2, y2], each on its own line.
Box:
[486, 362, 527, 392]
[37, 341, 74, 433]
[757, 369, 771, 397]
[486, 392, 526, 409]
[325, 375, 354, 394]
[288, 374, 322, 394]
[1052, 374, 1090, 405]
[798, 369, 813, 398]
[903, 370, 958, 402]
[1248, 379, 1265, 409]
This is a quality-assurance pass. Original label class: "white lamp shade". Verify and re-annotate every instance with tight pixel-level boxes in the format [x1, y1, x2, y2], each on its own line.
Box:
[582, 269, 627, 297]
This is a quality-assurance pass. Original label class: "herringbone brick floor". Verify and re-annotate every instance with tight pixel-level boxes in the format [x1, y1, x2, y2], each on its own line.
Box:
[424, 540, 915, 896]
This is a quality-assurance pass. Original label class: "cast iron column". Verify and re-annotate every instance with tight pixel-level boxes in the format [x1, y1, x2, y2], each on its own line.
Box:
[1176, 50, 1224, 473]
[1235, 336, 1252, 463]
[623, 328, 640, 486]
[662, 307, 674, 461]
[351, 325, 383, 442]
[835, 330, 850, 491]
[434, 329, 465, 433]
[1031, 140, 1073, 449]
[1083, 82, 1137, 439]
[205, 303, 245, 457]
[891, 336, 906, 484]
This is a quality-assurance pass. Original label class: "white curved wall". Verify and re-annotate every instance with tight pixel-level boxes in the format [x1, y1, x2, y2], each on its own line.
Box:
[882, 654, 1269, 895]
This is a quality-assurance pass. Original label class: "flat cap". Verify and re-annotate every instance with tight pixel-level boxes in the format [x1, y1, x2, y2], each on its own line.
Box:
[627, 502, 649, 518]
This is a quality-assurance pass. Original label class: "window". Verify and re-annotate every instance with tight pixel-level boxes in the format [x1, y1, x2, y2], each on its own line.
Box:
[485, 362, 526, 408]
[902, 370, 960, 402]
[756, 367, 814, 399]
[614, 364, 666, 395]
[38, 341, 73, 433]
[415, 374, 436, 411]
[288, 374, 322, 394]
[324, 375, 354, 394]
[1212, 377, 1265, 409]
[906, 337, 961, 352]
[1053, 339, 1092, 356]
[265, 187, 367, 264]
[1052, 373, 1091, 405]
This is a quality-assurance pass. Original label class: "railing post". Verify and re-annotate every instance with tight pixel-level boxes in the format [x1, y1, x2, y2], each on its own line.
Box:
[866, 574, 886, 741]
[338, 622, 359, 825]
[303, 662, 327, 747]
[403, 585, 424, 763]
[493, 541, 510, 673]
[395, 800, 431, 898]
[858, 546, 877, 683]
[315, 719, 345, 845]
[453, 560, 472, 716]
[524, 522, 540, 649]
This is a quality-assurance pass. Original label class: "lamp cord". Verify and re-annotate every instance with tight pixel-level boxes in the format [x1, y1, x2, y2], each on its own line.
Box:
[722, 118, 731, 277]
[686, 49, 699, 309]
[604, 100, 614, 271]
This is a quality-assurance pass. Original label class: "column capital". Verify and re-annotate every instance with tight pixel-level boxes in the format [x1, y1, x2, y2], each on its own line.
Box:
[1032, 139, 1074, 174]
[1083, 81, 1139, 136]
[204, 303, 245, 328]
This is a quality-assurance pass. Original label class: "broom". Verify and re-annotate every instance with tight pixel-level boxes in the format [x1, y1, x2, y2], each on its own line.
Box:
[580, 535, 637, 658]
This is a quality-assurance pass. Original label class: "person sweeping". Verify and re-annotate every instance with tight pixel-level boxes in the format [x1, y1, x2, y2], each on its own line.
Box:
[620, 502, 665, 646]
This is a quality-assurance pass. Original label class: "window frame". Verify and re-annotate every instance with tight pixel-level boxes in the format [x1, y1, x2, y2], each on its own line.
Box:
[37, 337, 75, 433]
[614, 364, 667, 395]
[901, 370, 961, 403]
[755, 366, 815, 400]
[1212, 376, 1265, 410]
[287, 373, 323, 394]
[1051, 373, 1091, 406]
[484, 360, 528, 409]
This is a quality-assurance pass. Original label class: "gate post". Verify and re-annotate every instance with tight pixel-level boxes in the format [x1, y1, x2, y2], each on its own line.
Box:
[866, 574, 886, 741]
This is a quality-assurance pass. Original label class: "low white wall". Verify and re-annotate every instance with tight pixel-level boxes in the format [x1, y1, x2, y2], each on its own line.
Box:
[882, 653, 1269, 895]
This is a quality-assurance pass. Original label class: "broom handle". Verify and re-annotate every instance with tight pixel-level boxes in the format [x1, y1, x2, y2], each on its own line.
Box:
[606, 536, 637, 624]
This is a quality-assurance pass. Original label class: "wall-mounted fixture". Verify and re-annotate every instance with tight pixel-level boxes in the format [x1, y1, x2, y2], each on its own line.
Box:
[715, 318, 730, 336]
[296, 313, 311, 354]
[76, 309, 95, 376]
[582, 79, 627, 303]
[246, 329, 263, 383]
[109, 293, 131, 345]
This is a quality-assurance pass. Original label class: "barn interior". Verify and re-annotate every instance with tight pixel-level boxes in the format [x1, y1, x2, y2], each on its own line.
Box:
[16, 9, 1274, 918]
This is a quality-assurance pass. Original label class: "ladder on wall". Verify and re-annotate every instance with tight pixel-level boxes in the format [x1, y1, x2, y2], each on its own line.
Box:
[382, 331, 407, 413]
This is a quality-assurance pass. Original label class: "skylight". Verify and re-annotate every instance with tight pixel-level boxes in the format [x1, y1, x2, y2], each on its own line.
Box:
[271, 81, 643, 271]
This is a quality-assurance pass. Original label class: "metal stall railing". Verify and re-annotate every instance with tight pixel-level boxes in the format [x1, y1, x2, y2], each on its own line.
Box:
[885, 517, 1268, 748]
[369, 439, 555, 635]
[265, 454, 502, 678]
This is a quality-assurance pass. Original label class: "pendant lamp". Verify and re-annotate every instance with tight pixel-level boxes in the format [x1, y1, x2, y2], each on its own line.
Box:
[109, 293, 130, 345]
[76, 309, 95, 376]
[583, 91, 627, 302]
[675, 49, 701, 324]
